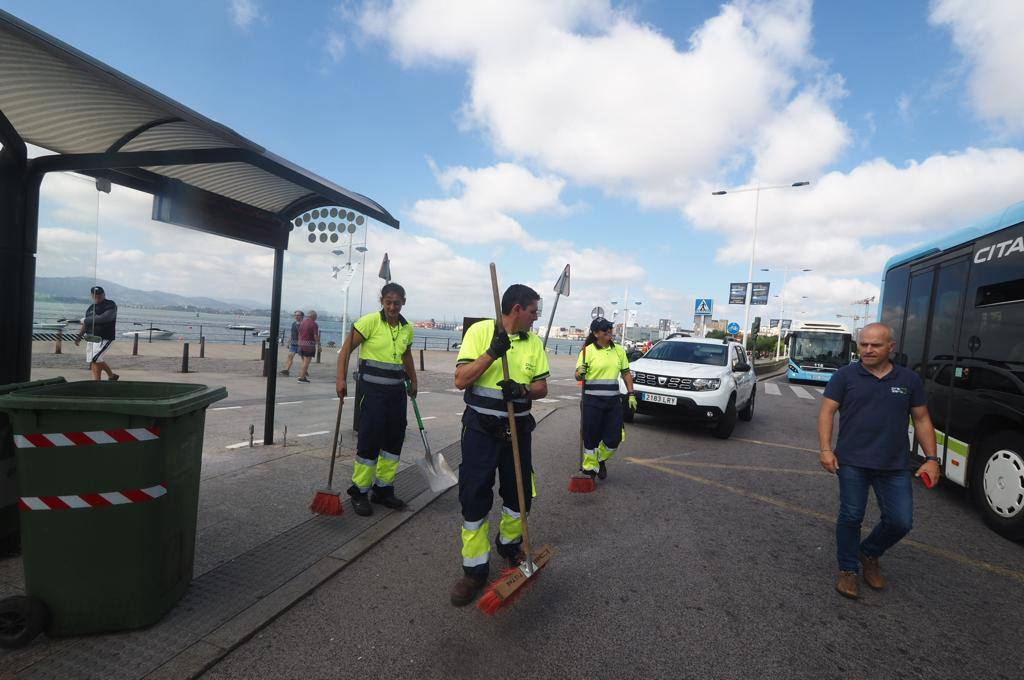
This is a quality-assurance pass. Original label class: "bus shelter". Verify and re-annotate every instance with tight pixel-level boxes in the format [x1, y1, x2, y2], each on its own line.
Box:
[0, 10, 399, 444]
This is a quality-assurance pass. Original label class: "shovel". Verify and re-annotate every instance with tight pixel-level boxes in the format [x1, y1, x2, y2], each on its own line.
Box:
[408, 385, 458, 492]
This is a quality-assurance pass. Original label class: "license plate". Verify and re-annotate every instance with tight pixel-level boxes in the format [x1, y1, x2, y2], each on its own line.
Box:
[641, 392, 677, 405]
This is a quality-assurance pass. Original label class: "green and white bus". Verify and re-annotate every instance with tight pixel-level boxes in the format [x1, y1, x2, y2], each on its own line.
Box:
[880, 201, 1024, 539]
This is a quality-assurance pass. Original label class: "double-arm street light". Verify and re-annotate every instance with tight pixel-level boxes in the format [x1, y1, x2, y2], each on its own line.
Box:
[712, 180, 810, 349]
[610, 286, 643, 344]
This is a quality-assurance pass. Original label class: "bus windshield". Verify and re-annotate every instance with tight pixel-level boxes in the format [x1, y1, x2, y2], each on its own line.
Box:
[643, 341, 728, 366]
[790, 332, 851, 368]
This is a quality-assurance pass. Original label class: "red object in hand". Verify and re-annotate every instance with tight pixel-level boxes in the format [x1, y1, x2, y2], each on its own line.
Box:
[919, 471, 935, 489]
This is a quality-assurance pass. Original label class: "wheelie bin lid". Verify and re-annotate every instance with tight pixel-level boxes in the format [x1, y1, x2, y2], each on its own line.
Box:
[0, 380, 227, 418]
[0, 377, 66, 397]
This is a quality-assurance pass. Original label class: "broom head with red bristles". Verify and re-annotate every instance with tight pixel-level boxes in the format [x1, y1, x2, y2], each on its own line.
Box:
[567, 472, 596, 493]
[476, 544, 554, 614]
[310, 488, 344, 516]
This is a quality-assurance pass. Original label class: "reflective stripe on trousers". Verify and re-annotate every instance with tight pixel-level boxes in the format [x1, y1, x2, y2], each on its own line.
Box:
[375, 450, 401, 486]
[498, 506, 523, 546]
[582, 448, 599, 472]
[352, 455, 377, 493]
[462, 518, 490, 568]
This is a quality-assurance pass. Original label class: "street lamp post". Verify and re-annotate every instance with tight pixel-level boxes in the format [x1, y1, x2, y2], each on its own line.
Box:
[611, 285, 642, 344]
[712, 180, 810, 350]
[762, 266, 812, 359]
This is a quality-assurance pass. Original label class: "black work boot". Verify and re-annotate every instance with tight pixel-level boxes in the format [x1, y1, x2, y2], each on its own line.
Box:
[347, 487, 373, 516]
[598, 461, 608, 480]
[450, 574, 487, 607]
[370, 487, 407, 510]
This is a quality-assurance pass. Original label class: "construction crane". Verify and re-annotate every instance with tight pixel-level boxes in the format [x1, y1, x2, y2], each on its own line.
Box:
[852, 296, 876, 322]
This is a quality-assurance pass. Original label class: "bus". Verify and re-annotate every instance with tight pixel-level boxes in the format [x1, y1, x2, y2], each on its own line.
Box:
[785, 321, 854, 383]
[879, 200, 1024, 539]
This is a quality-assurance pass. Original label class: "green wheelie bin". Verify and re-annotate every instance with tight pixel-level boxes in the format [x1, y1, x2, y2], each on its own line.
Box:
[0, 380, 226, 648]
[0, 377, 67, 556]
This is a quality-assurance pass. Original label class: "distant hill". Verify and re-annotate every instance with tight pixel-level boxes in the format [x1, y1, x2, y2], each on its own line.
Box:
[34, 277, 264, 313]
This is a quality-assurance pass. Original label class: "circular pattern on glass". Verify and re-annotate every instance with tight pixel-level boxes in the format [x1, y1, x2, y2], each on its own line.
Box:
[330, 233, 339, 243]
[307, 223, 315, 232]
[327, 223, 336, 232]
[319, 233, 328, 242]
[355, 215, 364, 225]
[293, 218, 302, 228]
[329, 208, 338, 218]
[307, 234, 316, 243]
[347, 223, 357, 234]
[303, 213, 310, 223]
[317, 222, 326, 231]
[343, 211, 352, 221]
[312, 209, 321, 219]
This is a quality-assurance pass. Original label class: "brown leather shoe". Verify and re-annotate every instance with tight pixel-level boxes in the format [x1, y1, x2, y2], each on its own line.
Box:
[860, 553, 886, 590]
[836, 571, 859, 599]
[450, 574, 487, 607]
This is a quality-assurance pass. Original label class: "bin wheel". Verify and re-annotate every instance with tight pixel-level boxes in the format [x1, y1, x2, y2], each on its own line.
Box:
[0, 595, 48, 649]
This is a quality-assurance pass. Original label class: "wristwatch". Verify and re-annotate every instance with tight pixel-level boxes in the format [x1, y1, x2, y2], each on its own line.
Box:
[924, 455, 939, 463]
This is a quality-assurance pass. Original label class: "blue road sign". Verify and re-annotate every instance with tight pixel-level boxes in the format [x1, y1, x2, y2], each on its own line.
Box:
[694, 298, 713, 316]
[727, 322, 741, 334]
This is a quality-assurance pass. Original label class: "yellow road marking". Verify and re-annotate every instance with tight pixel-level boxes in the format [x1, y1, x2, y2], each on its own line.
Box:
[653, 459, 822, 476]
[731, 437, 819, 454]
[625, 457, 1024, 586]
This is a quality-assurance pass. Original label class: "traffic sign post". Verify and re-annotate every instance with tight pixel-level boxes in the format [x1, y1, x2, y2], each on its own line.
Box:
[695, 298, 713, 337]
[727, 321, 741, 335]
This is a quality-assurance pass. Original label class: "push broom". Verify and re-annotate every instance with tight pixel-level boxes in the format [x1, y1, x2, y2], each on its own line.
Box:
[477, 263, 554, 614]
[310, 396, 345, 515]
[568, 343, 596, 493]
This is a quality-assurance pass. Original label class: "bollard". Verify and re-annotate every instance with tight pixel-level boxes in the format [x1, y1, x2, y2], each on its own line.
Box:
[260, 340, 266, 362]
[180, 342, 189, 373]
[282, 426, 287, 448]
[132, 333, 139, 356]
[148, 322, 154, 343]
[249, 424, 255, 448]
[200, 335, 205, 358]
[446, 338, 450, 352]
[419, 348, 425, 372]
[316, 345, 322, 364]
[54, 329, 62, 355]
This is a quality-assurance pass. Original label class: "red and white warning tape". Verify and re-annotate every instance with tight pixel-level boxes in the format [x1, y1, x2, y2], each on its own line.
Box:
[19, 483, 167, 511]
[13, 426, 160, 448]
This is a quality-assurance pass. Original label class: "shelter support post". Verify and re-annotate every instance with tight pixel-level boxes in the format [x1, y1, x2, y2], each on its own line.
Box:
[263, 246, 285, 445]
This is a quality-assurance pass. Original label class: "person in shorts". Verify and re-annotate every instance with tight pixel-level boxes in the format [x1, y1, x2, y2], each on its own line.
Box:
[279, 310, 304, 376]
[74, 285, 119, 381]
[296, 310, 320, 383]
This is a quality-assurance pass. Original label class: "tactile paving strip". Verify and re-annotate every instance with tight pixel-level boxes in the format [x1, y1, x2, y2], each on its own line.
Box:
[4, 439, 463, 679]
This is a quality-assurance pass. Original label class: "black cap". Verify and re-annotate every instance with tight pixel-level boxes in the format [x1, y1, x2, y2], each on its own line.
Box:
[90, 286, 104, 295]
[590, 317, 614, 332]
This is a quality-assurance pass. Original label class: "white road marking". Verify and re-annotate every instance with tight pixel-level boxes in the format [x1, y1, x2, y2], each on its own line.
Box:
[297, 431, 330, 438]
[536, 398, 560, 403]
[212, 406, 243, 411]
[559, 394, 580, 399]
[421, 416, 437, 421]
[815, 387, 824, 394]
[763, 382, 781, 396]
[418, 391, 432, 395]
[446, 388, 462, 393]
[789, 385, 814, 400]
[277, 401, 303, 406]
[226, 440, 263, 449]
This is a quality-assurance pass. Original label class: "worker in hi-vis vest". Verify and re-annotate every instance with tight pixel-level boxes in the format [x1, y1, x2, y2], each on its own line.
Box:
[575, 316, 636, 480]
[336, 282, 417, 516]
[449, 284, 549, 607]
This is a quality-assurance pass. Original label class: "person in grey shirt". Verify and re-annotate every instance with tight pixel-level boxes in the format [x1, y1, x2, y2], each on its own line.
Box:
[74, 285, 119, 381]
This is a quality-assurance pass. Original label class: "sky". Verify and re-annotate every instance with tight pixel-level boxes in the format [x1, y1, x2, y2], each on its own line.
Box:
[7, 0, 1024, 332]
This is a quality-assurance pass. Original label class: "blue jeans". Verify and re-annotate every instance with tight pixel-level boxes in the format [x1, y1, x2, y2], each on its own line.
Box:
[836, 464, 913, 572]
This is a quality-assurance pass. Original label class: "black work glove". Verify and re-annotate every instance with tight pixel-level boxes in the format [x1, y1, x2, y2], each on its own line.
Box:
[498, 379, 528, 401]
[486, 326, 512, 359]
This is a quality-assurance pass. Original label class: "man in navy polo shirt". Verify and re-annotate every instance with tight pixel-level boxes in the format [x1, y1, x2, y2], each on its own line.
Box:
[818, 322, 939, 599]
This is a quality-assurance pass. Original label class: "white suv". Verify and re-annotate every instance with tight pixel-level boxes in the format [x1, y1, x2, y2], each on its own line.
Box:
[626, 337, 757, 439]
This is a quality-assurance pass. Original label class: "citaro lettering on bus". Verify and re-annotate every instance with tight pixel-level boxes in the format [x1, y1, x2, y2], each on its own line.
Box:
[973, 235, 1024, 264]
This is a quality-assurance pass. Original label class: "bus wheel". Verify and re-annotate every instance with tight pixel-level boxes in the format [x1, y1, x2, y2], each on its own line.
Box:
[971, 431, 1024, 541]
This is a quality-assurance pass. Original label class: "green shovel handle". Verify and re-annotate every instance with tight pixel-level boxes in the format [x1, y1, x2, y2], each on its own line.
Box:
[407, 379, 425, 430]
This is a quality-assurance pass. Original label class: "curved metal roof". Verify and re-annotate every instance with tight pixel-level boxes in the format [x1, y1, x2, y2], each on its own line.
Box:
[0, 9, 399, 244]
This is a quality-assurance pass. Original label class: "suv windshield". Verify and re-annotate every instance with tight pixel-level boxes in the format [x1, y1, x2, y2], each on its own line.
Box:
[642, 342, 728, 366]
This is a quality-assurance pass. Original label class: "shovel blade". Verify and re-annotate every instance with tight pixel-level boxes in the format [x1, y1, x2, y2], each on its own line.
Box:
[417, 453, 458, 492]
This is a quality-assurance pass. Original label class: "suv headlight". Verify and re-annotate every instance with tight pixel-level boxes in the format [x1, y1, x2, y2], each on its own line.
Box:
[691, 378, 721, 391]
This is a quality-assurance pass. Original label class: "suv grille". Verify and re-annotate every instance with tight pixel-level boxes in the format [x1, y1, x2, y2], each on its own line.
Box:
[633, 372, 694, 391]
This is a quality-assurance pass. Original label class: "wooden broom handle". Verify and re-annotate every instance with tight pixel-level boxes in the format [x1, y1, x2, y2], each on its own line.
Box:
[489, 263, 533, 564]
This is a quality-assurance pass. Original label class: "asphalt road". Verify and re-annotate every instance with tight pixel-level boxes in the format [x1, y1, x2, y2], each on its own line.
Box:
[203, 376, 1024, 680]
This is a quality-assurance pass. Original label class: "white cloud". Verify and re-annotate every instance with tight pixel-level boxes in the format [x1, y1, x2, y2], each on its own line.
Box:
[325, 30, 346, 63]
[930, 0, 1024, 132]
[229, 0, 263, 30]
[410, 162, 567, 244]
[361, 0, 841, 207]
[897, 93, 912, 123]
[685, 147, 1024, 276]
[753, 88, 851, 183]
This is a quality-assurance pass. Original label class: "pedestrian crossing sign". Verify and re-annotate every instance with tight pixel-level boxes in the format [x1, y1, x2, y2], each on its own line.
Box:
[694, 298, 713, 316]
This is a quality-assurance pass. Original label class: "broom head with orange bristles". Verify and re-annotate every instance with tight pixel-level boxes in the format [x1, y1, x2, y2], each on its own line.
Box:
[567, 472, 596, 493]
[476, 544, 554, 614]
[310, 488, 344, 516]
